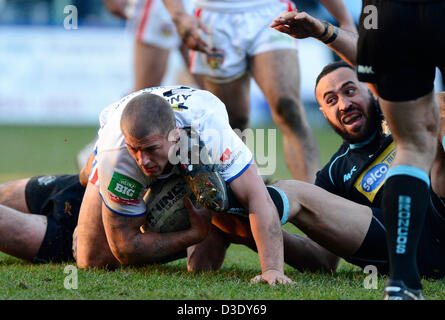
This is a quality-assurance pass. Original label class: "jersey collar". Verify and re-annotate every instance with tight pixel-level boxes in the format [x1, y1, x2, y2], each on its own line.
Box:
[349, 131, 377, 150]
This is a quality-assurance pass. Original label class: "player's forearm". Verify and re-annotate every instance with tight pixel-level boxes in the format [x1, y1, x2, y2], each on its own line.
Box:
[249, 203, 285, 273]
[162, 0, 187, 23]
[317, 0, 356, 31]
[113, 229, 200, 265]
[325, 27, 358, 67]
[103, 209, 203, 265]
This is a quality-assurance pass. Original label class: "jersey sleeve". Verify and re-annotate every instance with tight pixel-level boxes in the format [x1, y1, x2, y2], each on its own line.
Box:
[97, 148, 148, 217]
[195, 92, 253, 182]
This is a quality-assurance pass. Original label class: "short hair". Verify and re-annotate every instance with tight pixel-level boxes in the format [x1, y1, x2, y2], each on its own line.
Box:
[315, 60, 356, 89]
[120, 92, 176, 139]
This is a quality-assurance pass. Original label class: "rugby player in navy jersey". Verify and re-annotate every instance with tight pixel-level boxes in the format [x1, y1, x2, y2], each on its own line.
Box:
[272, 0, 445, 299]
[257, 62, 445, 300]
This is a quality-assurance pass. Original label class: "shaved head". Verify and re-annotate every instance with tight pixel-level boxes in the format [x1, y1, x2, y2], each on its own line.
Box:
[120, 92, 176, 139]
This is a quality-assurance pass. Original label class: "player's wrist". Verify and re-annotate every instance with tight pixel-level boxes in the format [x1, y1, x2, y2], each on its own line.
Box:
[316, 21, 338, 44]
[316, 20, 330, 40]
[170, 9, 188, 25]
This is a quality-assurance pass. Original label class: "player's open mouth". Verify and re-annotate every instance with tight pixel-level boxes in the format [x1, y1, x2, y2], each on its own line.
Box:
[342, 112, 363, 126]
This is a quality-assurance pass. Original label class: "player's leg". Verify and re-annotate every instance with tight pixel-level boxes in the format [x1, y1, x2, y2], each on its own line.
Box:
[272, 180, 373, 258]
[211, 209, 339, 273]
[133, 40, 170, 91]
[431, 92, 445, 198]
[75, 182, 120, 269]
[250, 50, 320, 182]
[178, 43, 205, 89]
[0, 178, 30, 213]
[378, 92, 439, 293]
[0, 175, 84, 263]
[0, 204, 46, 261]
[202, 74, 251, 131]
[356, 0, 441, 297]
[187, 224, 229, 272]
[282, 230, 339, 273]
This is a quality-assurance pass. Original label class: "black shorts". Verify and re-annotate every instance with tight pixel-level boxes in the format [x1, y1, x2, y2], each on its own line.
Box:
[346, 191, 445, 278]
[357, 0, 445, 101]
[25, 175, 85, 263]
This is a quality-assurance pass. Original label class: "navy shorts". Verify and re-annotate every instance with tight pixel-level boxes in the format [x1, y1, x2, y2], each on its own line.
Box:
[25, 175, 85, 263]
[357, 0, 445, 101]
[346, 191, 445, 278]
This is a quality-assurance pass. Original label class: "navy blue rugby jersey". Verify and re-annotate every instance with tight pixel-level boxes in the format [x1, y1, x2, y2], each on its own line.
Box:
[315, 131, 395, 207]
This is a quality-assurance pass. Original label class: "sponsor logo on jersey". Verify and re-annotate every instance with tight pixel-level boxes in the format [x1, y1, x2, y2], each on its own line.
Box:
[362, 163, 389, 192]
[107, 172, 143, 206]
[220, 148, 232, 162]
[354, 141, 395, 202]
[171, 103, 188, 112]
[206, 48, 225, 69]
[358, 65, 375, 75]
[343, 165, 357, 182]
[219, 150, 242, 173]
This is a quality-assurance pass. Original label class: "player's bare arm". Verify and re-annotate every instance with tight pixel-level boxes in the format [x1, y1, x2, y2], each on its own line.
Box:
[102, 197, 212, 265]
[162, 0, 209, 53]
[79, 152, 94, 187]
[317, 0, 357, 32]
[229, 163, 293, 286]
[270, 10, 358, 67]
[270, 11, 377, 96]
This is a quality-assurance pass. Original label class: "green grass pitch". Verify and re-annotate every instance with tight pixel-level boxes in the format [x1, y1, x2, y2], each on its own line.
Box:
[0, 125, 444, 300]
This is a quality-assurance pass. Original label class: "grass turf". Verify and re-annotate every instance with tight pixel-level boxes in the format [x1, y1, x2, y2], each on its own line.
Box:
[0, 125, 444, 300]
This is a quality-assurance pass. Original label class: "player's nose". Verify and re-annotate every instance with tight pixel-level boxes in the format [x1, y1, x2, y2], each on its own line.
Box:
[338, 96, 352, 112]
[139, 151, 152, 167]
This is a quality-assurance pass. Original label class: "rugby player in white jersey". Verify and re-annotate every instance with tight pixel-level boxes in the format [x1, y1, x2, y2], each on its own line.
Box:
[161, 0, 356, 183]
[75, 86, 293, 285]
[104, 0, 202, 90]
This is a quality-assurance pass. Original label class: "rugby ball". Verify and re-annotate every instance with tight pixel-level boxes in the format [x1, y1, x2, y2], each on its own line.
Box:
[142, 174, 201, 233]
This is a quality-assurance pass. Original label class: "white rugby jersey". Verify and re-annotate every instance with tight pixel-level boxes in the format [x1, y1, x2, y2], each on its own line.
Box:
[194, 0, 278, 11]
[92, 86, 253, 217]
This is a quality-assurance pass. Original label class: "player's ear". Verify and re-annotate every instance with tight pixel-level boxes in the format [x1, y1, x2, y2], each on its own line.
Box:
[168, 127, 181, 142]
[319, 106, 328, 119]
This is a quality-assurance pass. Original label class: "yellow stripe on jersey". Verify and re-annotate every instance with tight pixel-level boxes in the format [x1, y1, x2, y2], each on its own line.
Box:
[353, 142, 396, 202]
[171, 104, 186, 112]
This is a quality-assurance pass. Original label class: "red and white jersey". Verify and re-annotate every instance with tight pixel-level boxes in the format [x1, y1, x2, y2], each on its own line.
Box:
[194, 0, 279, 11]
[91, 86, 253, 217]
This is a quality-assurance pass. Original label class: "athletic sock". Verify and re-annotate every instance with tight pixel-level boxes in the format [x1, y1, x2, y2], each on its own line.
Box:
[381, 165, 430, 290]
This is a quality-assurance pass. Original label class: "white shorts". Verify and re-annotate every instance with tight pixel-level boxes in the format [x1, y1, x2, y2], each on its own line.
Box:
[133, 0, 193, 50]
[189, 0, 298, 79]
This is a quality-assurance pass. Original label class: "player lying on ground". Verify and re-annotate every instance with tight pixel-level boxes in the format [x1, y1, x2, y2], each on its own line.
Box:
[0, 174, 86, 263]
[272, 11, 445, 297]
[211, 61, 445, 281]
[76, 86, 295, 285]
[0, 158, 335, 274]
